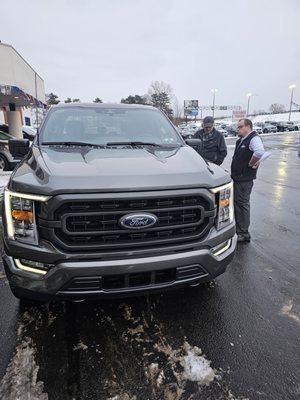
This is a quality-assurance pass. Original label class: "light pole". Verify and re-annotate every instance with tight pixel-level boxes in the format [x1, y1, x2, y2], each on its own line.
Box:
[246, 93, 252, 117]
[288, 84, 296, 121]
[211, 89, 218, 118]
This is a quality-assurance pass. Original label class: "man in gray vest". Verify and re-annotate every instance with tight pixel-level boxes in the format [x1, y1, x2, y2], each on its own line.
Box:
[231, 118, 266, 243]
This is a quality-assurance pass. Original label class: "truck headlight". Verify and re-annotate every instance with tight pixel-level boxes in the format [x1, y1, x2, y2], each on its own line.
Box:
[4, 189, 50, 244]
[211, 182, 234, 230]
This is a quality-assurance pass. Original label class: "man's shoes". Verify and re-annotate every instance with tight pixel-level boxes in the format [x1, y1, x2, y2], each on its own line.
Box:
[237, 234, 251, 243]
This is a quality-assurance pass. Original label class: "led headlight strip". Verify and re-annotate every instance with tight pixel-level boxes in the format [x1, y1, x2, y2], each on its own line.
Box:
[210, 182, 234, 230]
[14, 258, 47, 275]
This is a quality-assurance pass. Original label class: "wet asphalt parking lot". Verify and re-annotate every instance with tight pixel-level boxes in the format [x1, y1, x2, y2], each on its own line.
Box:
[0, 133, 299, 400]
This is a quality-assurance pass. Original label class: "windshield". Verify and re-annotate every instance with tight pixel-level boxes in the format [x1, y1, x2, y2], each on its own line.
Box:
[40, 106, 183, 147]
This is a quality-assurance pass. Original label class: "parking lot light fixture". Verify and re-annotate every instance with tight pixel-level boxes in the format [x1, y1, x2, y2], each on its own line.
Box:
[211, 89, 218, 118]
[246, 93, 252, 117]
[288, 84, 296, 121]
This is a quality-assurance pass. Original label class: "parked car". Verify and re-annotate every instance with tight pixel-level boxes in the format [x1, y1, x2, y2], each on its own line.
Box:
[2, 103, 236, 303]
[264, 123, 277, 133]
[292, 121, 300, 131]
[226, 123, 238, 136]
[0, 130, 21, 171]
[255, 122, 277, 133]
[253, 125, 263, 134]
[179, 127, 195, 139]
[268, 121, 289, 132]
[286, 122, 295, 131]
[0, 124, 36, 141]
[217, 127, 228, 137]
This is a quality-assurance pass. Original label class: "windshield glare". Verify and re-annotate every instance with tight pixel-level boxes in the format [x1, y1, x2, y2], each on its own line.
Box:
[41, 107, 182, 146]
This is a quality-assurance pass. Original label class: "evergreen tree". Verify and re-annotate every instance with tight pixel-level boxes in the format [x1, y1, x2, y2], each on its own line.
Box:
[46, 93, 60, 105]
[121, 95, 147, 105]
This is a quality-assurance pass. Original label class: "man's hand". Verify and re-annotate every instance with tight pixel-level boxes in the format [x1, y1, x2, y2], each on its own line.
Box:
[248, 155, 260, 168]
[251, 161, 260, 169]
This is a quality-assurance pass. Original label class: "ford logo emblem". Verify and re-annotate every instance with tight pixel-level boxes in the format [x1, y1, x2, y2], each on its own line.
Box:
[119, 213, 158, 230]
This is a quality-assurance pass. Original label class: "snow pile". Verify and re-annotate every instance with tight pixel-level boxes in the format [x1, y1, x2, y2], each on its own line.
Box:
[217, 111, 300, 125]
[74, 340, 88, 351]
[0, 338, 48, 400]
[154, 340, 218, 388]
[179, 342, 216, 385]
[253, 111, 300, 123]
[145, 363, 165, 389]
[280, 299, 300, 325]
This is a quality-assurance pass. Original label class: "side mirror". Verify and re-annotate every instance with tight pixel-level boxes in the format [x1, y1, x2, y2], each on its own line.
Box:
[185, 138, 202, 151]
[9, 139, 30, 159]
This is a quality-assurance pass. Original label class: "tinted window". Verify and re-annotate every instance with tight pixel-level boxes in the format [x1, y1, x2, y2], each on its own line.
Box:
[41, 107, 182, 146]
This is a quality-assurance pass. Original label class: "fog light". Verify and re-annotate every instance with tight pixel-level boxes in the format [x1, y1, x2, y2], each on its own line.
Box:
[211, 239, 232, 257]
[14, 258, 53, 275]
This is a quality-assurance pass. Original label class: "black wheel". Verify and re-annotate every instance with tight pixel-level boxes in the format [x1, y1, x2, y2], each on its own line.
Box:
[263, 129, 268, 133]
[0, 154, 9, 171]
[295, 126, 299, 131]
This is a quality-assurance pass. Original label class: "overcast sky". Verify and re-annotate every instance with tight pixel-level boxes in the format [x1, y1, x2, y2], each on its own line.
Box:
[1, 0, 299, 115]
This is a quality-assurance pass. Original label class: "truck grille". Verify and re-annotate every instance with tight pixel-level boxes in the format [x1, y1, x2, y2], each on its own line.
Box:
[59, 265, 208, 294]
[39, 192, 215, 251]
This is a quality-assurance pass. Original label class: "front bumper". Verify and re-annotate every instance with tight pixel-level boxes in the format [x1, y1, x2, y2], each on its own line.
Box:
[3, 224, 237, 301]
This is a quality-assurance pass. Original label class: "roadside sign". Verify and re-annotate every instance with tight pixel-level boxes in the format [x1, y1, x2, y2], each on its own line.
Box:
[184, 100, 198, 109]
[232, 110, 246, 119]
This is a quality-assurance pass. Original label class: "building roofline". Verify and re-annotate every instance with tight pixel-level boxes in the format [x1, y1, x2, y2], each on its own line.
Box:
[0, 42, 44, 82]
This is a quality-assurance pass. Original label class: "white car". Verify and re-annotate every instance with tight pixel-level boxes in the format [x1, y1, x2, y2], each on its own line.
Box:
[253, 125, 263, 134]
[217, 127, 228, 137]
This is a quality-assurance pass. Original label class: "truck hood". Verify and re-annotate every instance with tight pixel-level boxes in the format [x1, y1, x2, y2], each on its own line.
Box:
[10, 145, 231, 195]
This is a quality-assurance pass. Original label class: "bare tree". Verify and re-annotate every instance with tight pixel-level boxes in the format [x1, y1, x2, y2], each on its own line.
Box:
[269, 103, 286, 114]
[172, 96, 184, 125]
[252, 109, 267, 116]
[147, 81, 174, 119]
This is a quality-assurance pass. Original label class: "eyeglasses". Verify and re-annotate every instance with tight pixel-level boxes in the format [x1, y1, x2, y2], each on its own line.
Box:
[237, 125, 245, 129]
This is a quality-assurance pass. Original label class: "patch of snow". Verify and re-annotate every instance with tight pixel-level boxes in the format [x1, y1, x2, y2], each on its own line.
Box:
[154, 340, 217, 388]
[0, 338, 48, 400]
[217, 111, 300, 125]
[179, 342, 216, 385]
[280, 299, 300, 325]
[74, 340, 88, 351]
[145, 363, 165, 389]
[128, 325, 144, 335]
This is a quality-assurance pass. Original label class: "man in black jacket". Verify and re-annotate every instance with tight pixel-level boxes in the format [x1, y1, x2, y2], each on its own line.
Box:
[231, 118, 266, 243]
[195, 116, 227, 165]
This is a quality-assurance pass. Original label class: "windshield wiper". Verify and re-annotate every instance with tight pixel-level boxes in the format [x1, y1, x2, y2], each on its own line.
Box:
[42, 141, 105, 148]
[106, 141, 179, 147]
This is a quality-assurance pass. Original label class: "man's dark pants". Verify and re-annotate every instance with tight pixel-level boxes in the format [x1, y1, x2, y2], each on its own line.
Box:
[233, 180, 254, 236]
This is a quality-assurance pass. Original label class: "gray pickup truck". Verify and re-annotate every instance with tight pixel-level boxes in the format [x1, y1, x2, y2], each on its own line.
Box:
[2, 103, 236, 303]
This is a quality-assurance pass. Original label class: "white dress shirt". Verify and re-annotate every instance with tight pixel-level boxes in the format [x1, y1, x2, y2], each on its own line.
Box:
[241, 131, 265, 159]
